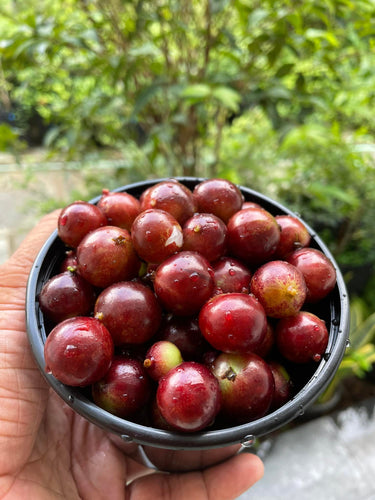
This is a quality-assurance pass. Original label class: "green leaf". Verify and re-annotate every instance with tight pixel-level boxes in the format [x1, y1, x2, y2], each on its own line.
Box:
[349, 297, 368, 334]
[180, 84, 211, 100]
[132, 83, 164, 116]
[212, 86, 241, 112]
[264, 86, 292, 100]
[308, 182, 360, 208]
[349, 312, 375, 351]
[275, 63, 295, 78]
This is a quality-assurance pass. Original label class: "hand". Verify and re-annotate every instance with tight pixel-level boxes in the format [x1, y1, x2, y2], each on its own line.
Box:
[0, 211, 264, 500]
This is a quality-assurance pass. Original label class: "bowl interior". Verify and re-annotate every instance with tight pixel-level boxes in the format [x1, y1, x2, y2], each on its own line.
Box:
[26, 177, 350, 450]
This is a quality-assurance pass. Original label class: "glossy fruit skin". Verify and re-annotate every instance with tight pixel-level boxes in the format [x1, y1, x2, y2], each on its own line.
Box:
[39, 271, 96, 324]
[131, 208, 183, 264]
[276, 311, 329, 364]
[193, 178, 244, 223]
[97, 189, 141, 231]
[44, 316, 114, 386]
[287, 247, 337, 303]
[268, 361, 293, 411]
[94, 281, 162, 345]
[59, 250, 78, 272]
[274, 215, 311, 259]
[76, 226, 141, 288]
[250, 260, 307, 318]
[139, 179, 197, 225]
[154, 251, 215, 316]
[182, 213, 228, 262]
[212, 257, 252, 294]
[58, 201, 107, 248]
[253, 321, 275, 358]
[156, 315, 209, 361]
[211, 352, 275, 424]
[198, 293, 267, 354]
[144, 340, 183, 381]
[156, 361, 222, 432]
[92, 356, 151, 419]
[227, 207, 280, 266]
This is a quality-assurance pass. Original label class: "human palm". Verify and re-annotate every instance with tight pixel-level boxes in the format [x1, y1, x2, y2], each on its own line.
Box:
[0, 211, 263, 500]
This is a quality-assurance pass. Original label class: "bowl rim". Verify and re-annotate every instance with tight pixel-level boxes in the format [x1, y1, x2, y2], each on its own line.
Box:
[26, 177, 350, 450]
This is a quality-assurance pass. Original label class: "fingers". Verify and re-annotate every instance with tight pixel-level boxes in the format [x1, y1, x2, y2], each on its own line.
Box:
[202, 452, 264, 499]
[125, 451, 264, 500]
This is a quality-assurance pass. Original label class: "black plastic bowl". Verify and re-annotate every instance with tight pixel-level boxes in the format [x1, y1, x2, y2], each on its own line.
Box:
[26, 177, 350, 469]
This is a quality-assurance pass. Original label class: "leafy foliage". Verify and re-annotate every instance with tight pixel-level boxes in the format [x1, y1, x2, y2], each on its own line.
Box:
[1, 0, 375, 275]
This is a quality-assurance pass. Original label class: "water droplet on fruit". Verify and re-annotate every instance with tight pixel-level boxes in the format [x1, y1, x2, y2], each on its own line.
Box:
[225, 311, 233, 324]
[60, 214, 68, 226]
[241, 435, 255, 447]
[190, 272, 199, 282]
[228, 269, 236, 276]
[121, 434, 133, 442]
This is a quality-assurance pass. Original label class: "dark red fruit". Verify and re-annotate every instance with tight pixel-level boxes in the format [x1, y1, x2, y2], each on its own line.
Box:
[94, 281, 162, 345]
[97, 189, 141, 231]
[287, 247, 337, 303]
[44, 316, 114, 386]
[92, 356, 151, 419]
[157, 315, 209, 361]
[198, 293, 267, 354]
[140, 180, 197, 225]
[250, 260, 307, 318]
[253, 321, 275, 358]
[276, 311, 329, 364]
[193, 178, 244, 223]
[274, 215, 311, 259]
[149, 398, 176, 430]
[182, 213, 228, 262]
[156, 361, 222, 432]
[39, 271, 96, 323]
[242, 201, 262, 210]
[131, 209, 183, 264]
[193, 179, 243, 223]
[268, 361, 293, 411]
[211, 352, 274, 423]
[144, 340, 183, 380]
[76, 226, 141, 288]
[227, 207, 280, 266]
[57, 201, 107, 248]
[154, 251, 215, 316]
[212, 257, 252, 294]
[59, 250, 78, 272]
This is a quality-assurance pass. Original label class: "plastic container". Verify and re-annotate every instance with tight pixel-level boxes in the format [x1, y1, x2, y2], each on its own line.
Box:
[26, 177, 350, 471]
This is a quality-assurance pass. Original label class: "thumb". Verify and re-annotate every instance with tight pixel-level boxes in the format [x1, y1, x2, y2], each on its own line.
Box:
[0, 210, 61, 475]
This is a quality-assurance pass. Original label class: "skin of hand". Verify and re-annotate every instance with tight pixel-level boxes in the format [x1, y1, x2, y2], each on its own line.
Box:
[0, 210, 264, 500]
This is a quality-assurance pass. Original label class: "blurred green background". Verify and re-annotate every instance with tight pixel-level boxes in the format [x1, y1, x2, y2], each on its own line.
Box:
[1, 0, 375, 317]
